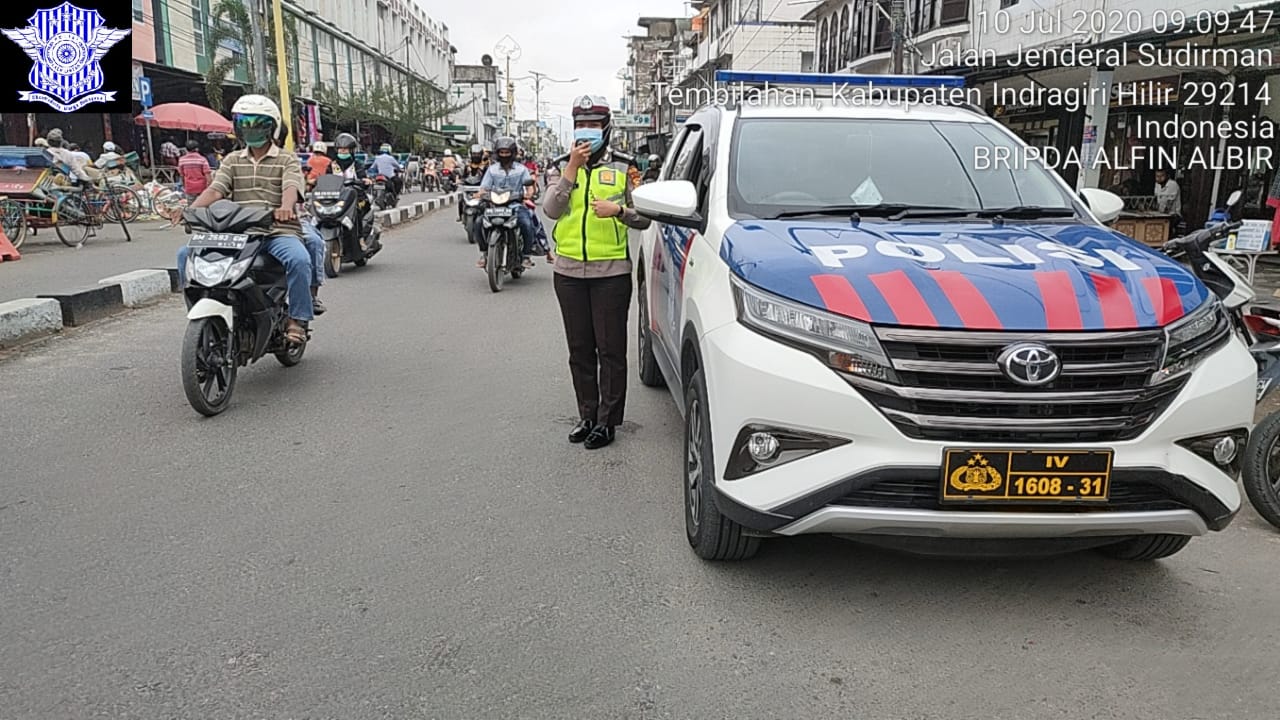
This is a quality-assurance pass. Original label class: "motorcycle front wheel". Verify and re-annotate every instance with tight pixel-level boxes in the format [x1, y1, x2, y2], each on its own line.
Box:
[1242, 410, 1280, 528]
[487, 233, 506, 293]
[181, 317, 238, 416]
[324, 238, 342, 278]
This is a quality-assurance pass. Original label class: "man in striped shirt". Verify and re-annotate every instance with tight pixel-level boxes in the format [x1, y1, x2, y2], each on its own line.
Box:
[178, 95, 314, 343]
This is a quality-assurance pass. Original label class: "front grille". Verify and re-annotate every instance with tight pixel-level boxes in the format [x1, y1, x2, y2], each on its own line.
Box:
[849, 327, 1184, 443]
[834, 474, 1190, 513]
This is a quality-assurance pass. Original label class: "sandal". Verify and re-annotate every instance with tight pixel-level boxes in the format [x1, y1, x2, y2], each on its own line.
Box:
[476, 257, 486, 269]
[283, 322, 306, 344]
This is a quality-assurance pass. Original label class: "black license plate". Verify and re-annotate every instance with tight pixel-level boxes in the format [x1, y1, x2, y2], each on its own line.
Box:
[940, 448, 1112, 503]
[188, 232, 248, 249]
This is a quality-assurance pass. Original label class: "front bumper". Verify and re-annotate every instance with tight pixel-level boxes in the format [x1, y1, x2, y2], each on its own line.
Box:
[700, 321, 1255, 539]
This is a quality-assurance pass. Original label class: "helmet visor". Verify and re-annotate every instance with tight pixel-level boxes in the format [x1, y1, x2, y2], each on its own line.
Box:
[233, 114, 274, 146]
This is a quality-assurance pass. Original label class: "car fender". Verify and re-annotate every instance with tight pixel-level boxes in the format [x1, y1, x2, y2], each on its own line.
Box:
[187, 297, 234, 332]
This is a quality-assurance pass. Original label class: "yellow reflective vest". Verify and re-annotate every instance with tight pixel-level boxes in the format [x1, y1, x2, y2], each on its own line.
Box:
[552, 162, 631, 262]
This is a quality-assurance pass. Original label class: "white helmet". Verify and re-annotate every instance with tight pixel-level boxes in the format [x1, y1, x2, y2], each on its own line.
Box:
[444, 149, 453, 156]
[230, 94, 284, 142]
[102, 141, 119, 153]
[311, 141, 326, 153]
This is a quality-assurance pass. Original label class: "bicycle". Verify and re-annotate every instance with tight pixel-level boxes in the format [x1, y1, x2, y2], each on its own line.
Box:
[50, 182, 133, 247]
[0, 195, 28, 249]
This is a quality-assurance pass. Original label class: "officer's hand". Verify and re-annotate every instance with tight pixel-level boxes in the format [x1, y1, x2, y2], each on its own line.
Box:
[568, 142, 591, 171]
[592, 199, 621, 218]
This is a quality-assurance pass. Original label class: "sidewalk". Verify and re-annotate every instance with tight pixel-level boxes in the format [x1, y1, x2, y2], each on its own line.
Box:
[0, 189, 450, 304]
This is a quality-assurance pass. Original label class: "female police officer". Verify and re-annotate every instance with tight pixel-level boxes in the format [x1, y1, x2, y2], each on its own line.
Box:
[543, 95, 650, 450]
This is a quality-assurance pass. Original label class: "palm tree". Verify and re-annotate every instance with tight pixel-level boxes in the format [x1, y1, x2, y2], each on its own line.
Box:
[203, 0, 298, 112]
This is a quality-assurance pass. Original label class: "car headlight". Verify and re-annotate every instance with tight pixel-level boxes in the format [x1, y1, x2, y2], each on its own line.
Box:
[731, 276, 895, 382]
[1151, 298, 1231, 385]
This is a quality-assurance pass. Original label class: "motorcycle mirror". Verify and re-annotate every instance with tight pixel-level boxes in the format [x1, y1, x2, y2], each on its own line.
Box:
[1227, 190, 1243, 207]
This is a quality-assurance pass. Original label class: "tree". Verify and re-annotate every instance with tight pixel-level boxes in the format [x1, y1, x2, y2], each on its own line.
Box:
[313, 79, 475, 149]
[203, 0, 299, 112]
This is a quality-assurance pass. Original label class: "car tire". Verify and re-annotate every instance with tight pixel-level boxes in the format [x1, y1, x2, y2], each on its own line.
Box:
[637, 273, 665, 388]
[684, 367, 760, 561]
[1241, 410, 1280, 529]
[1096, 534, 1191, 561]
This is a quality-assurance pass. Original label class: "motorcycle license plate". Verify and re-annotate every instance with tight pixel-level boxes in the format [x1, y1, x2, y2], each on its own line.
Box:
[189, 232, 248, 249]
[486, 206, 513, 217]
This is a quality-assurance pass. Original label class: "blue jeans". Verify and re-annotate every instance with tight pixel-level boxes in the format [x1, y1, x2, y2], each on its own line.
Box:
[515, 204, 536, 257]
[177, 233, 315, 322]
[300, 220, 324, 288]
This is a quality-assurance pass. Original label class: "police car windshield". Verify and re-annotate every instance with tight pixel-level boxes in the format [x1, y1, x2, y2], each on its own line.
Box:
[729, 118, 1078, 221]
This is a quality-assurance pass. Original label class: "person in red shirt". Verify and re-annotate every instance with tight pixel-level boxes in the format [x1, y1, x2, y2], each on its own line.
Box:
[305, 141, 332, 187]
[177, 140, 211, 199]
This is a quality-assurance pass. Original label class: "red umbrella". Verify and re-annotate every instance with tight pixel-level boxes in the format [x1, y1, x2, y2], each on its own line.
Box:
[134, 103, 232, 133]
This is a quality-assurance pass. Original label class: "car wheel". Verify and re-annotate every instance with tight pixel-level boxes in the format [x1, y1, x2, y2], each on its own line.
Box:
[637, 273, 665, 388]
[1096, 534, 1191, 561]
[684, 368, 760, 561]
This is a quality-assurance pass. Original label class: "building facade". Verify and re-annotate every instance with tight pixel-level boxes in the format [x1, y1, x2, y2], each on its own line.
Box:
[802, 0, 1280, 230]
[130, 0, 456, 149]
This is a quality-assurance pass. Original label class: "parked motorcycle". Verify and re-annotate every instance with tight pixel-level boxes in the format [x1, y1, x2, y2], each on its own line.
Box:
[479, 185, 528, 293]
[310, 174, 381, 278]
[179, 200, 309, 416]
[1162, 190, 1280, 529]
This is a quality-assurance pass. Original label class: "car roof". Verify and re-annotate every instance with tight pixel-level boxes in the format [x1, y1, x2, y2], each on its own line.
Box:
[728, 101, 988, 123]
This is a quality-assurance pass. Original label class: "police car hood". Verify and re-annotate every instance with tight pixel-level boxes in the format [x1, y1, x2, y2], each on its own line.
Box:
[720, 219, 1210, 331]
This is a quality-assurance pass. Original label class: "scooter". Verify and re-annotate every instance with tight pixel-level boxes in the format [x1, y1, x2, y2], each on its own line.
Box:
[1164, 190, 1280, 528]
[310, 174, 381, 278]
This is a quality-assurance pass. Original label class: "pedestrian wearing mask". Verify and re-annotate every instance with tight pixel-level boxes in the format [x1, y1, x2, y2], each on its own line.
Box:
[543, 95, 651, 450]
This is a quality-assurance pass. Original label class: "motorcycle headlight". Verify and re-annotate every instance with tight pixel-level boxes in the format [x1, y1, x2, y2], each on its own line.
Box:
[1151, 298, 1231, 385]
[731, 276, 895, 382]
[315, 203, 344, 216]
[466, 198, 481, 207]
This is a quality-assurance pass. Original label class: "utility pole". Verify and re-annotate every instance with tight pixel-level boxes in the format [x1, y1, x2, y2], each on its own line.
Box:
[247, 0, 269, 91]
[891, 0, 905, 74]
[516, 71, 577, 156]
[271, 0, 293, 150]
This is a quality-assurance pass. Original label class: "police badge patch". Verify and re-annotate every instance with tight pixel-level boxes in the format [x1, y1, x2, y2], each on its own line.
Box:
[2, 2, 130, 112]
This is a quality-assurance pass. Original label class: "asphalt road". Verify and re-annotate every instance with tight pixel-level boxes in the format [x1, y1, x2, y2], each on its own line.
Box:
[0, 188, 450, 304]
[3, 207, 1280, 719]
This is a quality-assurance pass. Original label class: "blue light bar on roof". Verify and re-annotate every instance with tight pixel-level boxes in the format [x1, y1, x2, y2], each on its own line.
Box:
[714, 70, 966, 89]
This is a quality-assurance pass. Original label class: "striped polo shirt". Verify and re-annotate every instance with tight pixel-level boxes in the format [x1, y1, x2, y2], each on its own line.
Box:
[209, 144, 306, 235]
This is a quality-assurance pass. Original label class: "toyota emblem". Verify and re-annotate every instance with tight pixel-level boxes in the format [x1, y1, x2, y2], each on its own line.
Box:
[997, 342, 1061, 386]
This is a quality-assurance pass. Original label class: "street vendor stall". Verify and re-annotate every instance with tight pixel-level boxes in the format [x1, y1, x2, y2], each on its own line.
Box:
[133, 103, 233, 185]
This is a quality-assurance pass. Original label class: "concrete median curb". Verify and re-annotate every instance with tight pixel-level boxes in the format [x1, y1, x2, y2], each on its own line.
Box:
[99, 269, 171, 308]
[37, 284, 126, 327]
[0, 298, 62, 349]
[375, 192, 461, 228]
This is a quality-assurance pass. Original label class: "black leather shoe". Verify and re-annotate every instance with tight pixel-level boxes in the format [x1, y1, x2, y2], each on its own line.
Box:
[568, 419, 595, 444]
[584, 425, 616, 450]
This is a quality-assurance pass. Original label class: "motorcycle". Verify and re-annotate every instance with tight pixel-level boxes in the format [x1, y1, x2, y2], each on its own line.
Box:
[462, 193, 483, 244]
[310, 174, 381, 278]
[440, 168, 457, 193]
[1162, 190, 1280, 528]
[179, 200, 310, 416]
[372, 174, 399, 210]
[479, 181, 533, 293]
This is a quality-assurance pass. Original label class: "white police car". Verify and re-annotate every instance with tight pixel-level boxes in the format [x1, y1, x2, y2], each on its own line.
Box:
[630, 71, 1255, 562]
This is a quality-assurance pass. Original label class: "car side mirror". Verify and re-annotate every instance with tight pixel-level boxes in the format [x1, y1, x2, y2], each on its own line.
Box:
[632, 180, 702, 230]
[1079, 188, 1125, 225]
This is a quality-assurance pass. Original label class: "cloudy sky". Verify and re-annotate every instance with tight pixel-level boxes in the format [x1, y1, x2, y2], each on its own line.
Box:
[430, 0, 692, 141]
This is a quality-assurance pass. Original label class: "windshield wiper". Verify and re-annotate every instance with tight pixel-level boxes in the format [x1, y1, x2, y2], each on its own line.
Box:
[974, 205, 1077, 219]
[770, 204, 973, 221]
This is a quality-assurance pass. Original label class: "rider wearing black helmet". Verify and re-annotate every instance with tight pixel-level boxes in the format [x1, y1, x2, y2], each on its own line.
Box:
[331, 133, 368, 181]
[474, 136, 538, 269]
